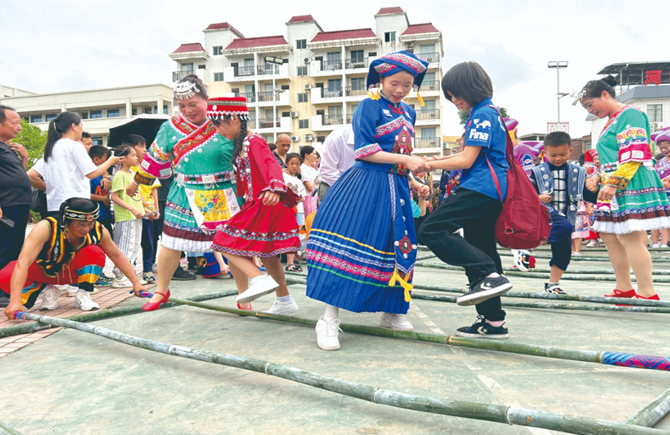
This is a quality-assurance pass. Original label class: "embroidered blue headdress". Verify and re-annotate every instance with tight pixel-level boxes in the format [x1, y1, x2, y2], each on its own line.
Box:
[366, 50, 429, 105]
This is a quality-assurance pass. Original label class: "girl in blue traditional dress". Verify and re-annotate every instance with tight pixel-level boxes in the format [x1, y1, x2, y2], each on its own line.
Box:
[306, 51, 430, 351]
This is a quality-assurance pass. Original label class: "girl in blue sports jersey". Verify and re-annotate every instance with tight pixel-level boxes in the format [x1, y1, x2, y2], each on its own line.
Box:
[420, 61, 512, 339]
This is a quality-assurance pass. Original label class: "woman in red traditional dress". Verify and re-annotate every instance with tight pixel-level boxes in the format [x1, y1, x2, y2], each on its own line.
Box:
[208, 97, 301, 315]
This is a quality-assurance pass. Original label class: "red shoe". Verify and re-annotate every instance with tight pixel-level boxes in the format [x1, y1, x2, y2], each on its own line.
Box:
[142, 290, 171, 311]
[634, 294, 660, 300]
[237, 303, 252, 311]
[604, 289, 636, 298]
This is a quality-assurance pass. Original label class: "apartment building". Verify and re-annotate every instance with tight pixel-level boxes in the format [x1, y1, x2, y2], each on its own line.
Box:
[169, 7, 444, 155]
[0, 84, 174, 146]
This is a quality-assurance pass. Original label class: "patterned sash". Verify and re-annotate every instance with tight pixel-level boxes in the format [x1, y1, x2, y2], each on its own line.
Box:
[172, 119, 217, 167]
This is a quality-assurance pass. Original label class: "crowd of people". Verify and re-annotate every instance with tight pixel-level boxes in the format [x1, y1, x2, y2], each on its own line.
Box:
[0, 50, 668, 353]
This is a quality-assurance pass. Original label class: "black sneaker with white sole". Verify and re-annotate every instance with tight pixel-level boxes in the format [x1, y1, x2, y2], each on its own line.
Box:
[544, 282, 566, 294]
[455, 316, 509, 339]
[457, 275, 513, 306]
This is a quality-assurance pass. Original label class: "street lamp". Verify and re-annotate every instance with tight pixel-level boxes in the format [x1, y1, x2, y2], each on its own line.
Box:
[548, 61, 568, 122]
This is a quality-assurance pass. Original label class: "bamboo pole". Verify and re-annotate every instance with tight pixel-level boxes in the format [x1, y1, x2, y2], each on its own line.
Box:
[502, 270, 670, 283]
[415, 254, 437, 261]
[12, 311, 669, 435]
[0, 290, 239, 340]
[409, 292, 670, 314]
[626, 388, 670, 428]
[284, 277, 670, 308]
[498, 251, 670, 262]
[414, 260, 670, 276]
[133, 293, 670, 373]
[0, 420, 22, 435]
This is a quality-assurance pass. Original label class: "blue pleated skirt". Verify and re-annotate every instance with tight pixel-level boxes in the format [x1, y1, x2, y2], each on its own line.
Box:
[305, 162, 413, 314]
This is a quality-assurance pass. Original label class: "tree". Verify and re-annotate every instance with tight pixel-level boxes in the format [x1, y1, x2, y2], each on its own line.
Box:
[458, 107, 509, 126]
[14, 119, 47, 169]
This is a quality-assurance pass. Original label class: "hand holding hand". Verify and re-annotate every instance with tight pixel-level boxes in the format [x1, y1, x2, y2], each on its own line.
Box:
[260, 191, 280, 206]
[586, 176, 600, 193]
[539, 193, 552, 204]
[598, 185, 617, 202]
[418, 184, 430, 199]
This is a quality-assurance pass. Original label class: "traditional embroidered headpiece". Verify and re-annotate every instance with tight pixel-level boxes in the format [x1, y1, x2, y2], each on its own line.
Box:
[206, 97, 249, 121]
[173, 81, 200, 100]
[366, 50, 429, 105]
[652, 126, 670, 144]
[584, 149, 599, 163]
[58, 198, 100, 228]
[503, 118, 518, 141]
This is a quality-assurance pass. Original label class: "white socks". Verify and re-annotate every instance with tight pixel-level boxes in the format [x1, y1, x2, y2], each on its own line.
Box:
[324, 304, 339, 320]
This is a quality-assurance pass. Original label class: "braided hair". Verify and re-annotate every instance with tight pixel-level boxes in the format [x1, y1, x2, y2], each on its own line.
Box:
[228, 116, 248, 165]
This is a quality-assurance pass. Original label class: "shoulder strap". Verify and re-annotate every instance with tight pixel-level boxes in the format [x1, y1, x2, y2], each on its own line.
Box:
[486, 105, 514, 163]
[485, 155, 503, 203]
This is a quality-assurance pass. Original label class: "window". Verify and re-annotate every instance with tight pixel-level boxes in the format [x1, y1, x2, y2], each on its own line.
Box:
[368, 52, 377, 57]
[214, 72, 224, 82]
[350, 50, 364, 63]
[244, 58, 254, 67]
[384, 32, 396, 42]
[132, 108, 138, 116]
[45, 113, 57, 122]
[92, 137, 103, 146]
[648, 104, 663, 123]
[299, 119, 309, 129]
[90, 110, 102, 119]
[30, 114, 42, 123]
[282, 111, 291, 117]
[213, 46, 223, 55]
[198, 64, 206, 69]
[420, 44, 435, 53]
[144, 107, 152, 114]
[351, 77, 364, 91]
[296, 39, 307, 49]
[423, 99, 436, 110]
[297, 66, 307, 76]
[422, 127, 437, 138]
[82, 112, 89, 120]
[153, 106, 158, 114]
[163, 105, 168, 115]
[327, 52, 341, 62]
[328, 79, 342, 91]
[281, 85, 290, 90]
[328, 105, 342, 116]
[424, 72, 436, 83]
[298, 93, 309, 103]
[182, 63, 194, 72]
[107, 108, 120, 118]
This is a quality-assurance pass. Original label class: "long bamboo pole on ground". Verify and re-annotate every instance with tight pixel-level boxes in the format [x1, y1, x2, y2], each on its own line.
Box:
[415, 260, 670, 276]
[409, 292, 670, 314]
[12, 311, 670, 435]
[626, 388, 670, 428]
[497, 251, 670, 262]
[0, 290, 239, 340]
[133, 293, 670, 373]
[284, 276, 670, 308]
[0, 420, 22, 435]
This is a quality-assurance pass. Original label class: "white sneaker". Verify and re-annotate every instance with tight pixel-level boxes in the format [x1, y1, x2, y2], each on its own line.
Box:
[137, 276, 148, 285]
[66, 285, 98, 296]
[73, 290, 99, 311]
[37, 285, 59, 311]
[379, 312, 414, 331]
[236, 275, 279, 304]
[263, 297, 299, 315]
[112, 277, 133, 288]
[652, 244, 660, 248]
[315, 315, 342, 351]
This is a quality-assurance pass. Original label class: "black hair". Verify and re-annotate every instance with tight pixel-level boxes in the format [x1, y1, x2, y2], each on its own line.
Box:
[44, 111, 82, 162]
[0, 105, 16, 124]
[300, 145, 315, 160]
[579, 75, 619, 100]
[58, 197, 99, 227]
[285, 152, 302, 164]
[122, 134, 147, 147]
[178, 74, 208, 100]
[211, 116, 248, 164]
[81, 132, 91, 139]
[656, 152, 665, 161]
[578, 153, 585, 166]
[442, 61, 493, 107]
[88, 145, 110, 161]
[544, 131, 572, 148]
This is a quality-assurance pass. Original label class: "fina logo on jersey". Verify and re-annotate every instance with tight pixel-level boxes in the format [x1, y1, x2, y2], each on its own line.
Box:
[469, 118, 491, 141]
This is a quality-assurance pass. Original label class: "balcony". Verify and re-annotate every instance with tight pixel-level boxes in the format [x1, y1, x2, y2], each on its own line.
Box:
[323, 88, 343, 99]
[312, 114, 344, 131]
[234, 66, 256, 78]
[255, 116, 292, 135]
[346, 113, 354, 124]
[413, 137, 442, 154]
[235, 92, 256, 103]
[257, 65, 281, 76]
[345, 58, 369, 70]
[224, 63, 290, 82]
[420, 80, 441, 92]
[172, 69, 205, 83]
[256, 90, 291, 107]
[344, 87, 368, 102]
[415, 52, 441, 65]
[416, 109, 440, 125]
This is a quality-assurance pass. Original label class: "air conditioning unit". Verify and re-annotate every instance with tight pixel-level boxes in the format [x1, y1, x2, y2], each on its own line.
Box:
[305, 134, 314, 142]
[405, 41, 414, 48]
[651, 122, 663, 132]
[291, 136, 301, 142]
[290, 111, 299, 118]
[305, 84, 313, 90]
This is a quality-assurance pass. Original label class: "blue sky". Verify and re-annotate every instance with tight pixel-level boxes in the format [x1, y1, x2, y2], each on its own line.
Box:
[1, 0, 667, 137]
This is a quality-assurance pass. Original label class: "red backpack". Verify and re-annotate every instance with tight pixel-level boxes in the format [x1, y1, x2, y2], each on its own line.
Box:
[485, 109, 550, 249]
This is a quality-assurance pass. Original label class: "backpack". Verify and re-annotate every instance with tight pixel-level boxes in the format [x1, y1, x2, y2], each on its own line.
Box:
[485, 108, 550, 249]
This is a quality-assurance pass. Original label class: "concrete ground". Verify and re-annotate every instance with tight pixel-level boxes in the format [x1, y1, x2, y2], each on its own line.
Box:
[1, 247, 669, 434]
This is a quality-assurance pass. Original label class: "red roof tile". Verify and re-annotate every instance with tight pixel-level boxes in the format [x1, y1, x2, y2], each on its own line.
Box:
[401, 23, 439, 35]
[377, 7, 404, 15]
[288, 15, 315, 24]
[225, 35, 289, 50]
[205, 22, 244, 37]
[311, 28, 376, 43]
[172, 43, 206, 54]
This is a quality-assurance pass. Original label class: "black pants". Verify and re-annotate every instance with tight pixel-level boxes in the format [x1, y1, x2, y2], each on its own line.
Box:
[419, 188, 506, 321]
[0, 205, 30, 271]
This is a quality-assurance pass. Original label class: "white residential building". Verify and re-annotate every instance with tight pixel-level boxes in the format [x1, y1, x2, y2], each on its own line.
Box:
[169, 6, 445, 155]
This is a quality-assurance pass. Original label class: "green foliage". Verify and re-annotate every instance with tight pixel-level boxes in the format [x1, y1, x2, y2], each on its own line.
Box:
[14, 119, 47, 169]
[458, 107, 509, 126]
